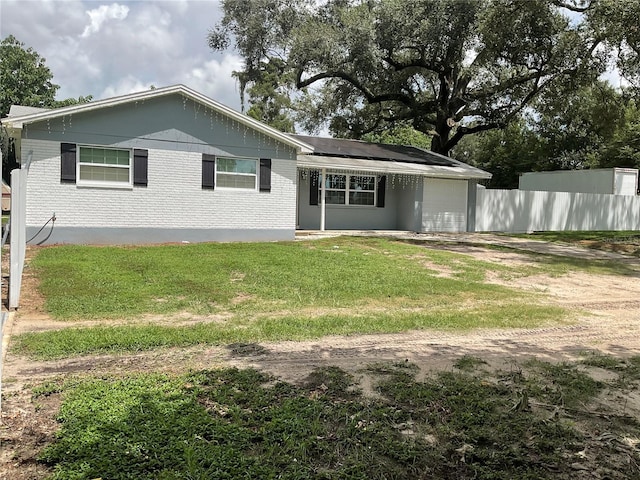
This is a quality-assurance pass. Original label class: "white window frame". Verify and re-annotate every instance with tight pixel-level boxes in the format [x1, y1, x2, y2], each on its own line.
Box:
[319, 173, 377, 206]
[215, 157, 259, 191]
[77, 145, 132, 188]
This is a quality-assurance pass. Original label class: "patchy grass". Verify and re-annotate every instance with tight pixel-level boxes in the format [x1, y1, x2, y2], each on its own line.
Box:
[31, 237, 562, 320]
[32, 359, 640, 479]
[15, 236, 580, 359]
[510, 231, 640, 257]
[515, 231, 640, 243]
[15, 304, 564, 359]
[453, 355, 488, 372]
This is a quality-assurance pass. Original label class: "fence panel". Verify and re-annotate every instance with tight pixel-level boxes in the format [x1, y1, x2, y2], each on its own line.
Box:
[476, 188, 640, 232]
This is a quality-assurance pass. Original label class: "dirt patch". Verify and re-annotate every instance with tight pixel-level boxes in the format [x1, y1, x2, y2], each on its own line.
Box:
[3, 240, 640, 479]
[578, 238, 640, 256]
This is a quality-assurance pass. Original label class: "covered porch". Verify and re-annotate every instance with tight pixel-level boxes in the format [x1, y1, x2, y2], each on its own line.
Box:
[295, 148, 491, 233]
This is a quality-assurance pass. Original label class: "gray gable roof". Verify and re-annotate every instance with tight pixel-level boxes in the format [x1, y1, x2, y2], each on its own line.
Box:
[7, 105, 49, 117]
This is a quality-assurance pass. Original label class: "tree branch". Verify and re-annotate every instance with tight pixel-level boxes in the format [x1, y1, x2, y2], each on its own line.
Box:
[470, 68, 546, 100]
[550, 0, 592, 13]
[382, 54, 443, 75]
[296, 68, 418, 107]
[444, 122, 501, 151]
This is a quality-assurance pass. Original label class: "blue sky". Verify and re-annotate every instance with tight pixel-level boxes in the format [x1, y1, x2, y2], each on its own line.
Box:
[0, 0, 245, 110]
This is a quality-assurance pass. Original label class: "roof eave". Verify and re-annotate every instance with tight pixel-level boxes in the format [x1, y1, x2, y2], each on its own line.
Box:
[297, 154, 492, 180]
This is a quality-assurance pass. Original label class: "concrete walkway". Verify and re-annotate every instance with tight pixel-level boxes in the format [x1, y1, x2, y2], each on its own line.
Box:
[295, 230, 640, 265]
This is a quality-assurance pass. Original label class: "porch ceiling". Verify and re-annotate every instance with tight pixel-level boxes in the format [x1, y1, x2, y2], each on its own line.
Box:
[297, 154, 492, 180]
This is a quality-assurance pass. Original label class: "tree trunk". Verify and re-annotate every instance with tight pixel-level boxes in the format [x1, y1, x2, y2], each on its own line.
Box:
[430, 117, 452, 156]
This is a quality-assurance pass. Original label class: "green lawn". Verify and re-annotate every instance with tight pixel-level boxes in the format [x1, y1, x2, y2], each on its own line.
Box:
[15, 238, 640, 478]
[31, 236, 561, 320]
[18, 236, 573, 358]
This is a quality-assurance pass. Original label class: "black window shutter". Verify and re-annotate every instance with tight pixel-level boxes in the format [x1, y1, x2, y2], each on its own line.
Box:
[376, 175, 386, 208]
[259, 158, 272, 192]
[133, 149, 148, 186]
[60, 143, 77, 183]
[309, 170, 319, 205]
[202, 154, 215, 189]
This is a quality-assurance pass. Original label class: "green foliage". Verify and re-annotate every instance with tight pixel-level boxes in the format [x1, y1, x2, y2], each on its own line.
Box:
[210, 0, 636, 155]
[453, 83, 640, 187]
[39, 361, 638, 479]
[15, 303, 564, 359]
[41, 368, 438, 479]
[596, 99, 640, 169]
[580, 352, 640, 387]
[587, 0, 640, 88]
[14, 237, 587, 359]
[453, 355, 488, 372]
[242, 58, 296, 132]
[0, 35, 59, 117]
[0, 35, 92, 180]
[519, 230, 640, 243]
[362, 125, 432, 149]
[523, 360, 605, 409]
[51, 95, 93, 109]
[0, 34, 58, 177]
[453, 120, 542, 188]
[512, 231, 640, 257]
[209, 0, 304, 131]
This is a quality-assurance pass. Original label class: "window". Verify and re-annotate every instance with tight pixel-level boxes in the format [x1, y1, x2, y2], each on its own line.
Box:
[216, 157, 258, 189]
[78, 146, 131, 186]
[319, 173, 377, 206]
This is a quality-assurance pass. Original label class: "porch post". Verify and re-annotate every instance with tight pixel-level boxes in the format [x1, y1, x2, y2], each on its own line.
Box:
[320, 167, 326, 231]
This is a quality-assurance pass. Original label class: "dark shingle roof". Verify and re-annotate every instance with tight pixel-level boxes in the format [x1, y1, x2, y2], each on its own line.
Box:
[292, 134, 457, 167]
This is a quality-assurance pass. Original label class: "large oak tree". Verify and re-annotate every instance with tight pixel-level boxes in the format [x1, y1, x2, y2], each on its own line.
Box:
[210, 0, 638, 156]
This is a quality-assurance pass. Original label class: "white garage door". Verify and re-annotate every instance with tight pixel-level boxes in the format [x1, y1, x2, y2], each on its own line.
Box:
[422, 178, 468, 232]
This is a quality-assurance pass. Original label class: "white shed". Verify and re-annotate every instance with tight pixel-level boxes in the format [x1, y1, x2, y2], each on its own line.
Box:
[519, 168, 639, 196]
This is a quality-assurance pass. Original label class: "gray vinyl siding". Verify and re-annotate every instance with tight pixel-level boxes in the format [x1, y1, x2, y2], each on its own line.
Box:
[22, 93, 297, 161]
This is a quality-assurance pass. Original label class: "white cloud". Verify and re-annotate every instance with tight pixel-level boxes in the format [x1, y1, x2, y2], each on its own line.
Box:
[180, 55, 244, 108]
[0, 0, 245, 110]
[81, 3, 130, 38]
[100, 76, 157, 98]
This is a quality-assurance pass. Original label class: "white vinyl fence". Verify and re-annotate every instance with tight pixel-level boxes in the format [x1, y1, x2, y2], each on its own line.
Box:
[9, 168, 27, 309]
[476, 188, 640, 233]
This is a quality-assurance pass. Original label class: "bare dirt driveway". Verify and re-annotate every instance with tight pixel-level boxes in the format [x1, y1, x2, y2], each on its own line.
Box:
[2, 233, 640, 479]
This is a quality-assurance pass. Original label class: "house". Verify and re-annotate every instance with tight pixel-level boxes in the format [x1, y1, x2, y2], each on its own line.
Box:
[4, 85, 491, 245]
[5, 85, 313, 244]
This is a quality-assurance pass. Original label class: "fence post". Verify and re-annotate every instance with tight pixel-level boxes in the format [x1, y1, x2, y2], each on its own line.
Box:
[9, 168, 26, 309]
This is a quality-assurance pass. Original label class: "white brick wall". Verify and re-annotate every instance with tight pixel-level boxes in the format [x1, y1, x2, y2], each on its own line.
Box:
[23, 139, 297, 232]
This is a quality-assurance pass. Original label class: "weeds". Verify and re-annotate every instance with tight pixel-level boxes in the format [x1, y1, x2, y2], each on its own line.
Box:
[522, 359, 605, 409]
[453, 355, 488, 371]
[37, 359, 640, 479]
